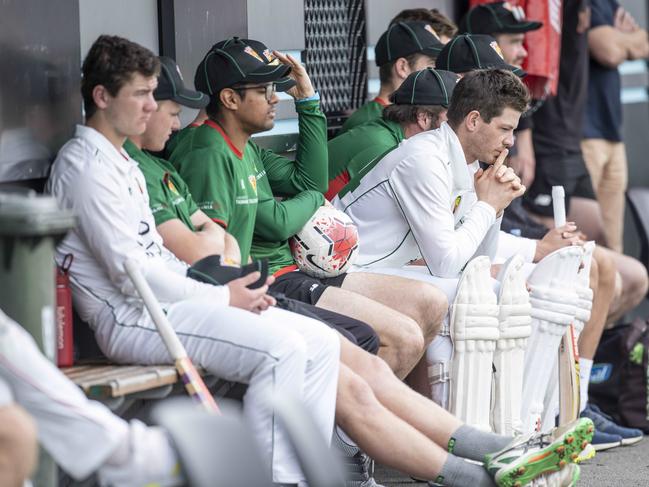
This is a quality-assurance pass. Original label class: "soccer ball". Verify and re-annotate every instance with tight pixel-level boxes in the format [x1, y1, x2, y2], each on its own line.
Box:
[290, 206, 359, 278]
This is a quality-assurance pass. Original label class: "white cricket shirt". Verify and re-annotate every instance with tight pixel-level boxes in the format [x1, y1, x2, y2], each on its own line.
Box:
[333, 122, 502, 278]
[47, 125, 229, 330]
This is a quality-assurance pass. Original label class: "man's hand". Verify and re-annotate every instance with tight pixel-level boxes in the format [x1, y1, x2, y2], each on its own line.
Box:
[533, 223, 584, 262]
[614, 7, 639, 33]
[228, 273, 276, 313]
[475, 149, 526, 215]
[273, 51, 316, 100]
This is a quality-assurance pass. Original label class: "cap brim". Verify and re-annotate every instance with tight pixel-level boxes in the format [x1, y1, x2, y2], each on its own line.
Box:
[497, 20, 543, 33]
[274, 76, 297, 92]
[242, 63, 292, 84]
[164, 87, 210, 109]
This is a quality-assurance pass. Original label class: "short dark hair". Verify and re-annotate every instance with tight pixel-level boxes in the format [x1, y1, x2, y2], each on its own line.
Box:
[392, 8, 458, 39]
[379, 52, 432, 85]
[446, 69, 529, 128]
[81, 35, 159, 118]
[383, 104, 446, 128]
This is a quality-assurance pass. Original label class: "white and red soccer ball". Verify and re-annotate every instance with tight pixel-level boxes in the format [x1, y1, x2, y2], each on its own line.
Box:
[290, 206, 359, 278]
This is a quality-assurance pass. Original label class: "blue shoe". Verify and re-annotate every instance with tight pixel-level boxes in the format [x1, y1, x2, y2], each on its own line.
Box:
[582, 404, 644, 446]
[589, 430, 622, 451]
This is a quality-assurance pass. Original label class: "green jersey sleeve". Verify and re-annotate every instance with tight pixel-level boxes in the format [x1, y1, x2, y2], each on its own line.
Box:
[254, 189, 324, 242]
[177, 149, 235, 228]
[258, 99, 329, 196]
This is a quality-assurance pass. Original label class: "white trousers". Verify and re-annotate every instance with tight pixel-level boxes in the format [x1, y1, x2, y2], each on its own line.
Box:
[94, 301, 341, 484]
[0, 310, 129, 480]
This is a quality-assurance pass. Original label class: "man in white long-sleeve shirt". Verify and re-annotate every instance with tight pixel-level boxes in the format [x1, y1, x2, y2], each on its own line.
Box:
[46, 35, 341, 486]
[333, 69, 527, 291]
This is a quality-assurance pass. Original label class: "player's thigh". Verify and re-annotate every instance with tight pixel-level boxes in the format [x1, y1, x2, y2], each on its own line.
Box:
[568, 196, 606, 245]
[339, 270, 448, 322]
[581, 138, 609, 189]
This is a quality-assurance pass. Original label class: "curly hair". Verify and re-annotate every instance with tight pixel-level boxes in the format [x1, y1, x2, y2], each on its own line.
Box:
[383, 104, 447, 128]
[81, 35, 159, 118]
[446, 69, 529, 128]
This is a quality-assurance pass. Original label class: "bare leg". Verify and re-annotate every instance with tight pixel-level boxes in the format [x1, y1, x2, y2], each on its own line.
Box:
[339, 337, 462, 446]
[318, 287, 425, 378]
[578, 246, 616, 359]
[603, 248, 649, 324]
[0, 404, 38, 487]
[340, 272, 448, 345]
[405, 355, 433, 398]
[335, 363, 449, 479]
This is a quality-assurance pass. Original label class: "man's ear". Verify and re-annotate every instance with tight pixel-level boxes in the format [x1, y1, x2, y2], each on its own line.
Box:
[92, 85, 111, 110]
[416, 111, 431, 131]
[393, 57, 411, 81]
[220, 88, 240, 111]
[464, 110, 481, 133]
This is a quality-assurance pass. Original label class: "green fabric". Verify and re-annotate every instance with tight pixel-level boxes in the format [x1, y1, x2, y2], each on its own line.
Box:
[169, 123, 260, 264]
[165, 124, 197, 159]
[339, 99, 386, 134]
[251, 99, 327, 273]
[124, 139, 198, 230]
[328, 118, 404, 185]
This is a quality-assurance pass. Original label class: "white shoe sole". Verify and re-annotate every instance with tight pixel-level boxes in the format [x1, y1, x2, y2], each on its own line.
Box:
[592, 440, 621, 451]
[621, 436, 643, 446]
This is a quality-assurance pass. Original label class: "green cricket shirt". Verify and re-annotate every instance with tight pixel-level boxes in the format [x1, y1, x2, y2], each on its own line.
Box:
[165, 123, 200, 159]
[339, 97, 389, 134]
[325, 118, 405, 199]
[169, 120, 259, 264]
[124, 139, 198, 230]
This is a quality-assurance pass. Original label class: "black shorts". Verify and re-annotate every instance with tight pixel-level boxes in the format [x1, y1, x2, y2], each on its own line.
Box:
[270, 270, 347, 305]
[272, 292, 379, 354]
[523, 150, 596, 217]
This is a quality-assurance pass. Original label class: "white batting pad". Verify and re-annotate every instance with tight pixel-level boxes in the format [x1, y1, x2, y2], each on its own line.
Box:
[449, 256, 500, 430]
[492, 255, 532, 435]
[521, 246, 582, 433]
[540, 242, 595, 431]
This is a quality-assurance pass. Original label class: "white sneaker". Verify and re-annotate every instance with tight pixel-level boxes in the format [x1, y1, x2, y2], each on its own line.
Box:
[98, 420, 183, 487]
[529, 464, 580, 487]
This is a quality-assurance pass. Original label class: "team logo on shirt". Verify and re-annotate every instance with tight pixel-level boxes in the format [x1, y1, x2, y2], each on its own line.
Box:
[490, 41, 505, 60]
[248, 175, 257, 193]
[163, 173, 179, 195]
[452, 195, 462, 213]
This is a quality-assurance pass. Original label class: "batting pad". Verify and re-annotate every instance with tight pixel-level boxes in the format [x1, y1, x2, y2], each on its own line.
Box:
[541, 242, 595, 431]
[521, 246, 582, 433]
[449, 256, 500, 431]
[492, 255, 532, 435]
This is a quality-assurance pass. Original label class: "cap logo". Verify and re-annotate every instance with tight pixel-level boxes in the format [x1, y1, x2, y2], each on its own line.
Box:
[244, 46, 264, 62]
[424, 24, 441, 40]
[490, 41, 505, 60]
[503, 2, 527, 21]
[175, 64, 184, 81]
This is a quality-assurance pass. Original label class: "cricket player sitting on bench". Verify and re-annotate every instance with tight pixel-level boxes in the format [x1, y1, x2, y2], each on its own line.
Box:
[163, 36, 590, 485]
[333, 70, 592, 438]
[170, 37, 448, 381]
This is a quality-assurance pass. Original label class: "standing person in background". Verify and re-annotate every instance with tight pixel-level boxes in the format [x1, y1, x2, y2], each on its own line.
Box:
[582, 0, 649, 253]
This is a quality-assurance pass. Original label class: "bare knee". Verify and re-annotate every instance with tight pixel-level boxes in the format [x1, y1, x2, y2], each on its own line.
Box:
[410, 283, 448, 343]
[394, 316, 426, 362]
[336, 365, 382, 428]
[0, 404, 38, 486]
[594, 247, 616, 290]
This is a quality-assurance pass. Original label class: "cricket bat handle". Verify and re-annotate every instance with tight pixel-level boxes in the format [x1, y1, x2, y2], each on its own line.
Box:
[552, 186, 566, 228]
[124, 259, 187, 360]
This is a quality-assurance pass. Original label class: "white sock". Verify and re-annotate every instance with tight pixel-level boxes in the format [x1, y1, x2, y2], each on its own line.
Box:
[579, 357, 593, 413]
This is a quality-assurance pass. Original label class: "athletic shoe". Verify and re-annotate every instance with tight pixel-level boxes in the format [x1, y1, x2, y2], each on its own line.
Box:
[98, 420, 183, 487]
[574, 443, 596, 463]
[529, 463, 580, 487]
[582, 403, 644, 446]
[485, 417, 594, 487]
[588, 430, 622, 451]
